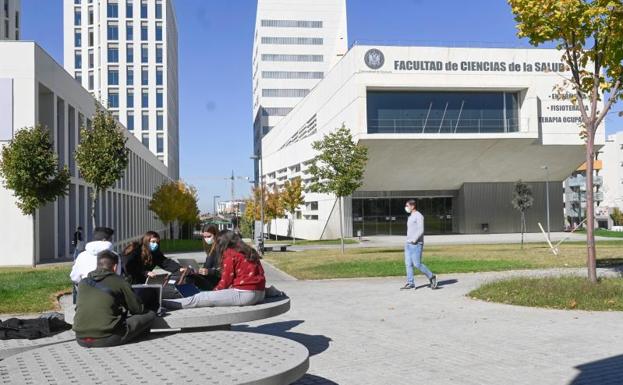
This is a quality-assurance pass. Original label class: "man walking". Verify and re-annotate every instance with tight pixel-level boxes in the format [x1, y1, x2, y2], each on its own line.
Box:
[72, 226, 85, 259]
[73, 250, 155, 347]
[401, 199, 438, 290]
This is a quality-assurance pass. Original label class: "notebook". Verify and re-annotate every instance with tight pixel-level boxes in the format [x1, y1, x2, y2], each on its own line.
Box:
[145, 273, 170, 286]
[177, 258, 201, 271]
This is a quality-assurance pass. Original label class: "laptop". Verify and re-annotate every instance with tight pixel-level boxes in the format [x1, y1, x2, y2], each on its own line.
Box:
[177, 258, 201, 271]
[145, 273, 170, 286]
[132, 284, 162, 312]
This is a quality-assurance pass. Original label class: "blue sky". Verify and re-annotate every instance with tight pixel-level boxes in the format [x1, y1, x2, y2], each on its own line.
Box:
[21, 0, 623, 213]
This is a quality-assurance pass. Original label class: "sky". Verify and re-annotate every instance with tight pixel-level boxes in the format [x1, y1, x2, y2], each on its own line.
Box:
[20, 0, 623, 213]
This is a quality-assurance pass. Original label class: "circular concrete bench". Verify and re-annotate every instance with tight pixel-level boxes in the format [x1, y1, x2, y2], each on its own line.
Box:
[153, 296, 291, 330]
[0, 330, 75, 360]
[0, 331, 309, 385]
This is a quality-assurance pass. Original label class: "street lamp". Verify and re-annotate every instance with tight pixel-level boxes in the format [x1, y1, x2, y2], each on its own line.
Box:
[250, 155, 264, 254]
[213, 195, 221, 217]
[541, 165, 551, 241]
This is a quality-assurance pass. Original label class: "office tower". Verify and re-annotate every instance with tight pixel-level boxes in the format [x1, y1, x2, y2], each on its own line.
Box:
[1, 0, 20, 40]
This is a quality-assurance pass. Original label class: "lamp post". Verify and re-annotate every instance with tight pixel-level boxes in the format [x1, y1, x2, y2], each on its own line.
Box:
[250, 155, 264, 254]
[541, 165, 551, 241]
[213, 195, 221, 217]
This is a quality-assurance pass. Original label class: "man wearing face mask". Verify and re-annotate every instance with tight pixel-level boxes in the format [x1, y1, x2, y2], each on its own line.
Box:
[123, 230, 184, 285]
[400, 199, 438, 290]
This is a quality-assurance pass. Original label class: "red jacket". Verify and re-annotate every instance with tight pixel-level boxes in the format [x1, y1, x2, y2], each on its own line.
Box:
[215, 248, 266, 291]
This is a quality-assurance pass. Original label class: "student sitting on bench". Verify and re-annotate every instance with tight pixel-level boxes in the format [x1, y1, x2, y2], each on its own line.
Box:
[73, 250, 156, 348]
[163, 231, 266, 309]
[123, 231, 185, 284]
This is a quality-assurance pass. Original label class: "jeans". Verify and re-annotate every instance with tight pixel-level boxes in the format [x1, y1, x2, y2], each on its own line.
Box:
[163, 289, 265, 309]
[76, 310, 156, 348]
[404, 242, 433, 285]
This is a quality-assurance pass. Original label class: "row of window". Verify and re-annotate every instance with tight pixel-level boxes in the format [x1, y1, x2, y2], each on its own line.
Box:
[261, 36, 323, 45]
[140, 132, 165, 154]
[105, 21, 163, 41]
[262, 71, 324, 79]
[106, 66, 164, 85]
[261, 107, 293, 117]
[74, 0, 162, 26]
[262, 89, 310, 98]
[107, 88, 165, 109]
[261, 19, 322, 28]
[3, 18, 17, 39]
[125, 111, 165, 132]
[74, 44, 163, 69]
[261, 54, 323, 62]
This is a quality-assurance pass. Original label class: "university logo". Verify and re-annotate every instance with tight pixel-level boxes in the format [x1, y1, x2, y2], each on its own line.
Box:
[364, 49, 384, 70]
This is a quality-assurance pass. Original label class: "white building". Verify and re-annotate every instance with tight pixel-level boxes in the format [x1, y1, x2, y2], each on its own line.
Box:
[260, 44, 606, 239]
[63, 0, 179, 179]
[0, 41, 170, 266]
[252, 0, 348, 180]
[1, 0, 20, 40]
[601, 132, 623, 213]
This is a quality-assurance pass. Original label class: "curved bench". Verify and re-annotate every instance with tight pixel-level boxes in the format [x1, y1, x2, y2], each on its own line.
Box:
[153, 296, 291, 329]
[0, 330, 75, 360]
[0, 331, 309, 385]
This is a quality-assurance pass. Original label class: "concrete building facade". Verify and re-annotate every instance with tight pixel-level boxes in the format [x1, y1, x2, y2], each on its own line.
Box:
[0, 42, 170, 266]
[1, 0, 20, 40]
[63, 0, 179, 179]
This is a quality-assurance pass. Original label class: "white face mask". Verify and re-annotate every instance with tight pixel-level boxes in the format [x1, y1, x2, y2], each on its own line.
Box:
[404, 206, 413, 214]
[204, 237, 214, 245]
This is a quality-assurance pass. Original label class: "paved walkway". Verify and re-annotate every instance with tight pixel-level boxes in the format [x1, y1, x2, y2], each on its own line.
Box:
[241, 265, 623, 385]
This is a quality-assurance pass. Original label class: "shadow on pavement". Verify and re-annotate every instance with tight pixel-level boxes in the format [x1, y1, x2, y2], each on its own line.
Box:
[596, 259, 623, 275]
[414, 279, 458, 290]
[292, 374, 339, 384]
[570, 354, 623, 385]
[234, 320, 331, 356]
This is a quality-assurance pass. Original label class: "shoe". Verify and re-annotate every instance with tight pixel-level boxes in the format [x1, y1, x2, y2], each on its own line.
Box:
[400, 283, 415, 290]
[429, 275, 438, 290]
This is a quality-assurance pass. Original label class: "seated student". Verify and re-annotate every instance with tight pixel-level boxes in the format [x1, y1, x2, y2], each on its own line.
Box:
[73, 250, 156, 348]
[186, 225, 222, 291]
[70, 227, 121, 284]
[124, 231, 184, 284]
[163, 231, 265, 309]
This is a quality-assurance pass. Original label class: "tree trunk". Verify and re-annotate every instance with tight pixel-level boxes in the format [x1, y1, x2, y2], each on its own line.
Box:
[339, 196, 344, 254]
[585, 129, 597, 283]
[520, 211, 525, 250]
[32, 210, 37, 268]
[291, 217, 296, 245]
[90, 188, 98, 230]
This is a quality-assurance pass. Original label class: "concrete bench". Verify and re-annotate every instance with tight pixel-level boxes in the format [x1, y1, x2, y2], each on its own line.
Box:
[0, 330, 75, 360]
[0, 330, 309, 384]
[264, 244, 291, 252]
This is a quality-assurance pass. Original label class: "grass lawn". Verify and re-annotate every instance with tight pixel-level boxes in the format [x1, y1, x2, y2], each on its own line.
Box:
[0, 266, 72, 314]
[469, 276, 623, 311]
[160, 239, 204, 253]
[265, 238, 359, 245]
[263, 241, 623, 280]
[589, 229, 623, 238]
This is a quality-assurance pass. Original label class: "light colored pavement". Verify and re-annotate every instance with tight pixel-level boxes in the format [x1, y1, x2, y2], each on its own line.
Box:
[239, 265, 623, 385]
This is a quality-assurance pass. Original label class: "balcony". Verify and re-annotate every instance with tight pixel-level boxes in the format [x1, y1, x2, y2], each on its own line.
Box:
[566, 191, 604, 203]
[367, 118, 526, 134]
[568, 175, 602, 188]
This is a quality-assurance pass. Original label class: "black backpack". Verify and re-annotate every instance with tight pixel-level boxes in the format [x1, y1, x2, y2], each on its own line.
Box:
[0, 313, 72, 340]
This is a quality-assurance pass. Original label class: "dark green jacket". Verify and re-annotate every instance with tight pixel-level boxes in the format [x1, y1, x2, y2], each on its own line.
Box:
[73, 269, 146, 339]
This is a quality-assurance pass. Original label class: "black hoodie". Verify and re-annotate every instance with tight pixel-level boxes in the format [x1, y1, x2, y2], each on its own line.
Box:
[73, 269, 146, 339]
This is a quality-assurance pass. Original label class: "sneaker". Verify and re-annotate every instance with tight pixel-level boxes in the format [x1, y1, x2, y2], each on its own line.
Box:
[429, 275, 438, 290]
[400, 283, 415, 290]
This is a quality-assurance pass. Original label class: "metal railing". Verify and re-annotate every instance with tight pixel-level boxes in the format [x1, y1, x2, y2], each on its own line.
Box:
[367, 118, 523, 134]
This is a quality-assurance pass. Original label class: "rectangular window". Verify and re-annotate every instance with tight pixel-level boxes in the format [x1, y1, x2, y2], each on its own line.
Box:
[127, 111, 134, 131]
[262, 89, 310, 98]
[88, 71, 94, 89]
[156, 133, 164, 153]
[74, 8, 81, 25]
[262, 71, 323, 79]
[141, 44, 148, 62]
[261, 107, 293, 116]
[261, 54, 323, 62]
[141, 66, 148, 85]
[127, 89, 134, 108]
[126, 0, 133, 18]
[127, 67, 134, 85]
[14, 10, 19, 28]
[155, 45, 163, 63]
[108, 90, 119, 108]
[108, 67, 119, 85]
[140, 0, 147, 18]
[155, 22, 162, 41]
[156, 67, 163, 85]
[88, 49, 94, 68]
[74, 0, 80, 4]
[126, 21, 133, 39]
[75, 51, 82, 69]
[156, 112, 163, 130]
[107, 45, 119, 62]
[261, 19, 323, 28]
[74, 30, 82, 46]
[261, 37, 323, 45]
[75, 71, 82, 83]
[107, 22, 119, 40]
[107, 1, 118, 18]
[126, 43, 134, 62]
[156, 89, 163, 108]
[141, 133, 149, 148]
[88, 6, 93, 24]
[141, 21, 148, 40]
[88, 29, 93, 46]
[155, 0, 162, 19]
[141, 89, 148, 107]
[141, 111, 149, 130]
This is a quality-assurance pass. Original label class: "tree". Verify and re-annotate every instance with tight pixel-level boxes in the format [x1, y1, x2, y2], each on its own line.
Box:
[281, 177, 305, 243]
[611, 207, 623, 226]
[75, 106, 129, 229]
[0, 125, 70, 266]
[511, 180, 534, 249]
[308, 124, 368, 253]
[509, 0, 623, 282]
[149, 180, 198, 239]
[176, 183, 200, 238]
[265, 186, 285, 240]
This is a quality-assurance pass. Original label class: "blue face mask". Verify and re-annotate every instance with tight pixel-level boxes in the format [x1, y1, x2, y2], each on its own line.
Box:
[149, 242, 159, 252]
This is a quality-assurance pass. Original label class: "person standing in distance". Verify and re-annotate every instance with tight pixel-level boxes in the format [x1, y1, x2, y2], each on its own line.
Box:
[401, 199, 438, 290]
